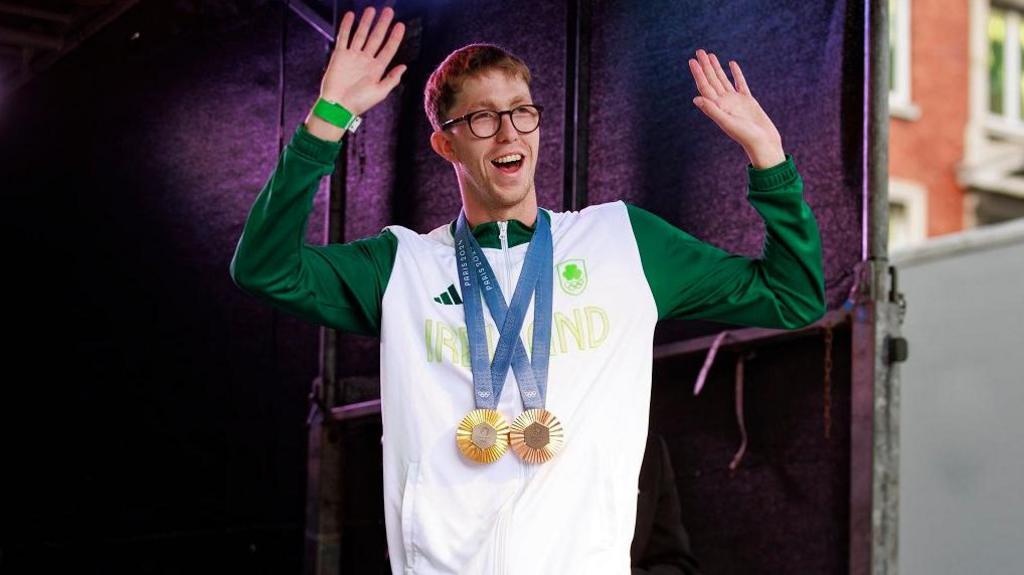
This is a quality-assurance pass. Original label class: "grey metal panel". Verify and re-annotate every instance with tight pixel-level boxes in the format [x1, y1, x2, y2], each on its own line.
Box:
[893, 224, 1024, 575]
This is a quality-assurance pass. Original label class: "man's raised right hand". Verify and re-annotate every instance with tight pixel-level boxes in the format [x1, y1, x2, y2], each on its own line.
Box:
[305, 6, 407, 142]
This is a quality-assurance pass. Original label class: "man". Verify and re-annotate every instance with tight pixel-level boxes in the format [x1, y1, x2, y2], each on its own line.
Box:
[230, 6, 824, 574]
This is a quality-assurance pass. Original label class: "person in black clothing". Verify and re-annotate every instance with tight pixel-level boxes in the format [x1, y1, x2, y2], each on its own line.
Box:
[631, 433, 702, 575]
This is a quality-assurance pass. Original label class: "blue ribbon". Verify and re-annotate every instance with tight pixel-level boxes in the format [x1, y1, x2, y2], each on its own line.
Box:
[455, 209, 553, 411]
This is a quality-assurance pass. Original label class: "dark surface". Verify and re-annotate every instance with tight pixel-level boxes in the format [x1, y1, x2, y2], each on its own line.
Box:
[651, 327, 853, 574]
[0, 0, 862, 572]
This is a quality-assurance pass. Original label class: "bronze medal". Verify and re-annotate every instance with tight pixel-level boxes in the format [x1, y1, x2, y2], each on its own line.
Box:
[456, 408, 510, 464]
[509, 408, 565, 464]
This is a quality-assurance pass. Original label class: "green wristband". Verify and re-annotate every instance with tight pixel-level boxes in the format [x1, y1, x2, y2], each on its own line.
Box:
[313, 97, 362, 132]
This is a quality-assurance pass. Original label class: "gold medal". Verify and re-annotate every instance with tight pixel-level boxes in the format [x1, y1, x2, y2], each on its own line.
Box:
[509, 408, 565, 464]
[456, 409, 510, 464]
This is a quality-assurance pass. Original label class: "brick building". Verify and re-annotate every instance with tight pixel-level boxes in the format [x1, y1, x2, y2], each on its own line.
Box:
[889, 0, 1024, 250]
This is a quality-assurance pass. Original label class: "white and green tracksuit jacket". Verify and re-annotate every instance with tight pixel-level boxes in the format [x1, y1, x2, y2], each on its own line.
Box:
[230, 123, 826, 574]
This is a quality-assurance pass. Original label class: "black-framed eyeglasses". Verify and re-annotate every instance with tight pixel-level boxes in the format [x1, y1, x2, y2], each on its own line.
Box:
[440, 104, 544, 138]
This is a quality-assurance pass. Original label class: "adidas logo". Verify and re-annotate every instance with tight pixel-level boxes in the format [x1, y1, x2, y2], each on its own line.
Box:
[433, 283, 463, 305]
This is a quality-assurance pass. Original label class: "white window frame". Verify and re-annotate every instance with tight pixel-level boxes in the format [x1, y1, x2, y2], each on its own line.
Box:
[985, 2, 1024, 139]
[889, 178, 929, 250]
[889, 0, 921, 120]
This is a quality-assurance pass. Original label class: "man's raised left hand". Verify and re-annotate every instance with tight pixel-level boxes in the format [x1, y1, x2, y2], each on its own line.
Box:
[688, 49, 786, 169]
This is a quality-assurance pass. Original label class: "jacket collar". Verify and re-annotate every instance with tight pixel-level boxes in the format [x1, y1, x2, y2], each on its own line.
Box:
[448, 208, 551, 249]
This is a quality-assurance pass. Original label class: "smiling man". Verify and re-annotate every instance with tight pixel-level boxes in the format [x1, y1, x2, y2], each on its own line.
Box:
[229, 6, 825, 575]
[428, 68, 541, 228]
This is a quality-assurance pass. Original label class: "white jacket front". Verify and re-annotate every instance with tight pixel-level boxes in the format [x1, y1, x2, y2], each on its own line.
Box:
[380, 201, 658, 575]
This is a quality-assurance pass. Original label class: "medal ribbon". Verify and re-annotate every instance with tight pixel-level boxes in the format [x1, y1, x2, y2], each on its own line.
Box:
[455, 208, 553, 411]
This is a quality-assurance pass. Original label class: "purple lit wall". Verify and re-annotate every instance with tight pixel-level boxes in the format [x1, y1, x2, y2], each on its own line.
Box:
[587, 0, 862, 312]
[0, 0, 861, 573]
[2, 2, 327, 572]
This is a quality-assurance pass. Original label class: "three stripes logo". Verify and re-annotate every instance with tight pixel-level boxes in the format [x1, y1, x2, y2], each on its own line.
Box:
[433, 283, 464, 306]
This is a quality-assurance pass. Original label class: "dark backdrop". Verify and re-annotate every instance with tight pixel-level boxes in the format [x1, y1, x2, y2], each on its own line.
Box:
[1, 0, 862, 573]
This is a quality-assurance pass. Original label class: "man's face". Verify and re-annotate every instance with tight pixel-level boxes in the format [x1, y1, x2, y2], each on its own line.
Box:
[431, 69, 540, 214]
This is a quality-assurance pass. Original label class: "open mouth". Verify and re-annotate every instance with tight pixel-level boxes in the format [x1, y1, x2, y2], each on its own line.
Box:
[490, 153, 524, 175]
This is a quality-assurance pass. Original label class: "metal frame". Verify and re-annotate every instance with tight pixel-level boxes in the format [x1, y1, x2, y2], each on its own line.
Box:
[853, 1, 902, 573]
[563, 0, 591, 211]
[0, 0, 141, 93]
[281, 2, 349, 573]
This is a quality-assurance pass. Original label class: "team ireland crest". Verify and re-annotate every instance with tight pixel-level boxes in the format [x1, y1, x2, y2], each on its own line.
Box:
[556, 259, 588, 295]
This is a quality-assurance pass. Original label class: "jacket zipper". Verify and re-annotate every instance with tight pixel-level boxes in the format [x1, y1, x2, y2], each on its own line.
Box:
[497, 221, 512, 297]
[496, 220, 524, 575]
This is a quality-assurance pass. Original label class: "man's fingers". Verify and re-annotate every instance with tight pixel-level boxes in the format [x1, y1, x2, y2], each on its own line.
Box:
[696, 49, 725, 95]
[385, 64, 407, 88]
[376, 21, 405, 63]
[364, 6, 394, 56]
[709, 53, 735, 93]
[350, 6, 376, 51]
[692, 96, 733, 132]
[336, 10, 354, 50]
[688, 58, 718, 101]
[729, 60, 751, 95]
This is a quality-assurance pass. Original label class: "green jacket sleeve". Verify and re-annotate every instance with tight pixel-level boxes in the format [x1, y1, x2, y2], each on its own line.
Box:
[626, 154, 826, 329]
[229, 123, 396, 337]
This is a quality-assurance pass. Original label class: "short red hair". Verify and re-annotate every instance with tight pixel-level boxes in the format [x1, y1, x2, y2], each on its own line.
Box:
[423, 43, 532, 132]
